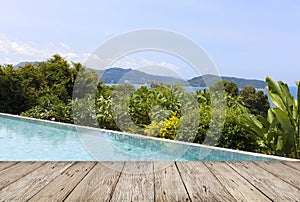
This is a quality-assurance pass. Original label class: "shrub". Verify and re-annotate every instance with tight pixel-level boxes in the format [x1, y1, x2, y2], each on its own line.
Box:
[216, 107, 259, 152]
[144, 120, 165, 137]
[160, 114, 180, 140]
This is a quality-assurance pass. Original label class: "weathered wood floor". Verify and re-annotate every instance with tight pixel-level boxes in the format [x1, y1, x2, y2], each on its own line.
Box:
[0, 162, 299, 201]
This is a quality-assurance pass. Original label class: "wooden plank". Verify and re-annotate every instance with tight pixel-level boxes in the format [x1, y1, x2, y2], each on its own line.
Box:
[154, 162, 190, 201]
[176, 162, 236, 201]
[283, 162, 300, 171]
[0, 162, 18, 172]
[110, 162, 154, 201]
[204, 162, 271, 202]
[28, 162, 96, 201]
[0, 162, 45, 190]
[121, 161, 153, 174]
[255, 162, 300, 190]
[65, 162, 124, 201]
[227, 162, 300, 201]
[0, 162, 72, 201]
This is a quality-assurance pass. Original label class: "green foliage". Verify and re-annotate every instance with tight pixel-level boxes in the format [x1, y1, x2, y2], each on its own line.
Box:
[143, 106, 209, 144]
[216, 107, 259, 151]
[196, 89, 211, 107]
[0, 55, 81, 116]
[110, 83, 144, 134]
[96, 81, 115, 98]
[95, 95, 118, 130]
[160, 114, 180, 140]
[240, 86, 270, 117]
[21, 94, 73, 123]
[0, 65, 24, 114]
[128, 84, 180, 127]
[224, 81, 239, 97]
[73, 66, 99, 99]
[39, 54, 75, 103]
[210, 80, 238, 97]
[129, 86, 153, 126]
[72, 95, 98, 127]
[188, 74, 266, 89]
[240, 76, 300, 158]
[177, 108, 208, 143]
[142, 92, 259, 152]
[144, 120, 165, 137]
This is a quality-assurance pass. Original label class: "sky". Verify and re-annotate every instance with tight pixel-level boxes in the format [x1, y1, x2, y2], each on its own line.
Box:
[0, 0, 299, 85]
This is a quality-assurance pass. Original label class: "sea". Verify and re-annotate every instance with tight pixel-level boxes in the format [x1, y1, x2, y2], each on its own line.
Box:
[106, 83, 298, 99]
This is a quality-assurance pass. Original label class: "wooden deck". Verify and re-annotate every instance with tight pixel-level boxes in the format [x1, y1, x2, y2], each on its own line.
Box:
[0, 162, 299, 201]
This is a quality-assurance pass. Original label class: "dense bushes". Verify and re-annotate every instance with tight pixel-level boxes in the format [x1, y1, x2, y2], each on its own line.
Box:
[21, 94, 73, 123]
[0, 64, 34, 114]
[0, 54, 79, 117]
[215, 107, 259, 151]
[240, 86, 270, 117]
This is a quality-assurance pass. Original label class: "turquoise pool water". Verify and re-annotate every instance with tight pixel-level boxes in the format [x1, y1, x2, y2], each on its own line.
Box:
[0, 113, 292, 161]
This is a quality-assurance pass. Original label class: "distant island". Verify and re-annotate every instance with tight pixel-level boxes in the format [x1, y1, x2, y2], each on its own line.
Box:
[14, 61, 40, 69]
[99, 68, 184, 85]
[13, 62, 266, 89]
[188, 74, 266, 89]
[99, 67, 266, 89]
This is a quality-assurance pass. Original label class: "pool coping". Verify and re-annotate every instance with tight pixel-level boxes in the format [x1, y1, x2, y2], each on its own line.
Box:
[1, 112, 299, 162]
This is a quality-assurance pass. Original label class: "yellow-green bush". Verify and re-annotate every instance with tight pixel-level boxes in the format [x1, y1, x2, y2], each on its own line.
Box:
[160, 114, 180, 140]
[144, 120, 165, 137]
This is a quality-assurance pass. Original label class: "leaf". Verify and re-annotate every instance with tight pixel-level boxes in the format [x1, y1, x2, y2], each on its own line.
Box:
[267, 109, 275, 123]
[266, 76, 282, 95]
[272, 108, 294, 134]
[296, 81, 300, 151]
[272, 108, 295, 151]
[297, 81, 300, 117]
[278, 81, 294, 110]
[243, 114, 265, 136]
[257, 115, 270, 129]
[266, 76, 285, 110]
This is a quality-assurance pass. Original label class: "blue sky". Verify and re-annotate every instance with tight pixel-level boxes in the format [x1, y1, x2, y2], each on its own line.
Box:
[0, 0, 299, 84]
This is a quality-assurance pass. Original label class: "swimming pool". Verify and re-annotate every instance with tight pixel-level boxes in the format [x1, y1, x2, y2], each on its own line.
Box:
[0, 113, 297, 161]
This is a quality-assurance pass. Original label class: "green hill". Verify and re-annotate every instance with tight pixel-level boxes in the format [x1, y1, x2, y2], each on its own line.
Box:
[99, 67, 184, 84]
[187, 74, 266, 89]
[99, 68, 266, 88]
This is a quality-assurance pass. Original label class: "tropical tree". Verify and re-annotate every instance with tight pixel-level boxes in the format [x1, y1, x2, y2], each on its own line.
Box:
[210, 80, 239, 97]
[240, 76, 300, 158]
[240, 86, 269, 117]
[215, 106, 259, 151]
[0, 64, 32, 114]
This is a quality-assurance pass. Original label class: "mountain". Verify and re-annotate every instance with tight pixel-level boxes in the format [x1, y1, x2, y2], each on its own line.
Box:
[14, 61, 40, 69]
[99, 68, 266, 89]
[13, 61, 266, 89]
[187, 74, 266, 89]
[99, 67, 185, 84]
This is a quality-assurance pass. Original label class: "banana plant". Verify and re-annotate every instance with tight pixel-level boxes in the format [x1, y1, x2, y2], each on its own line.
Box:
[240, 76, 300, 158]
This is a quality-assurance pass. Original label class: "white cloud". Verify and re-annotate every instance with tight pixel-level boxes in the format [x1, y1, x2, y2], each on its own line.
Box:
[0, 36, 43, 57]
[0, 35, 86, 65]
[112, 56, 186, 78]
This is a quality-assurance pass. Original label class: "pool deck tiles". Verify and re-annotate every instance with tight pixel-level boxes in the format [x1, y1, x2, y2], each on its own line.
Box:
[0, 161, 299, 201]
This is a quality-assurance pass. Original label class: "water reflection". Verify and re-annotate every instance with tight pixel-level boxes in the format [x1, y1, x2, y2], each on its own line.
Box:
[0, 114, 280, 161]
